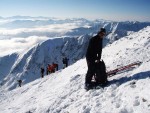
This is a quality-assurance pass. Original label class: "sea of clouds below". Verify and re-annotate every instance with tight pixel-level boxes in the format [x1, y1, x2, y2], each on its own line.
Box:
[0, 20, 90, 57]
[1, 17, 150, 57]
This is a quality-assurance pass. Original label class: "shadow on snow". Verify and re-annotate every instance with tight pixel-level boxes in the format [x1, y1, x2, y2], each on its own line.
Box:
[109, 71, 150, 86]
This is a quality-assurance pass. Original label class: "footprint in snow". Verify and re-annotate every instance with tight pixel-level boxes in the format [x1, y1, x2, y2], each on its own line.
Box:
[133, 96, 140, 106]
[115, 102, 120, 108]
[133, 99, 140, 106]
[130, 81, 136, 88]
[70, 74, 80, 82]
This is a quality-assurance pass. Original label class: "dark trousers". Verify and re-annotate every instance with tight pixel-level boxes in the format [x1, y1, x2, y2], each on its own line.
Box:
[41, 73, 44, 78]
[85, 61, 96, 84]
[19, 83, 21, 87]
[63, 63, 68, 68]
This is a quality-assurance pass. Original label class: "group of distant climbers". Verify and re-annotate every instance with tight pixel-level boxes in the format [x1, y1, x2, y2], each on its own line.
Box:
[41, 62, 58, 78]
[17, 57, 69, 87]
[40, 57, 69, 78]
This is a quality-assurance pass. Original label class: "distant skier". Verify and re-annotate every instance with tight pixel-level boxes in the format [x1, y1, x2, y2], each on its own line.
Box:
[41, 67, 45, 78]
[85, 28, 107, 90]
[62, 57, 69, 68]
[17, 80, 22, 87]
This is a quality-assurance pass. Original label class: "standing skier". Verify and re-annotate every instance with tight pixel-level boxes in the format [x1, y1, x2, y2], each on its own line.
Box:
[85, 28, 106, 89]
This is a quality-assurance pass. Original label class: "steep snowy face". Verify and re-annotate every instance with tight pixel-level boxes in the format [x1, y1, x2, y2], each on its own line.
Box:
[0, 53, 18, 80]
[1, 35, 91, 90]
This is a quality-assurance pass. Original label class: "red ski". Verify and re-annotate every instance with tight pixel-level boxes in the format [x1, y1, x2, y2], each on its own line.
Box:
[107, 61, 142, 77]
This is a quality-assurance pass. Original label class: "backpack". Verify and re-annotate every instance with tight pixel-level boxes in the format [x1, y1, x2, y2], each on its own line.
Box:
[95, 60, 107, 84]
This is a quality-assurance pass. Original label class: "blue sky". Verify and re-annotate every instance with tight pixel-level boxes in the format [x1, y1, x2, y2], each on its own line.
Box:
[0, 0, 150, 21]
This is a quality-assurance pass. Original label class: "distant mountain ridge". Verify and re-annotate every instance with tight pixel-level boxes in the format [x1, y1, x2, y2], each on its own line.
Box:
[1, 16, 150, 44]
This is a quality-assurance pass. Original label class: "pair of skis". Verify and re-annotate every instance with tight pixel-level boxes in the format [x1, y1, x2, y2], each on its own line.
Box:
[107, 61, 142, 77]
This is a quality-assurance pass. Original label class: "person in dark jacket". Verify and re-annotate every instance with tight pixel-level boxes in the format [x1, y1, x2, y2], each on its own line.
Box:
[62, 57, 69, 68]
[17, 80, 22, 87]
[85, 28, 106, 89]
[41, 67, 45, 78]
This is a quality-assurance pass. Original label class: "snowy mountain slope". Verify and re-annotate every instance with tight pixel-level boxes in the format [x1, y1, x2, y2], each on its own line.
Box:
[103, 26, 150, 69]
[103, 21, 150, 44]
[0, 35, 91, 90]
[0, 27, 150, 113]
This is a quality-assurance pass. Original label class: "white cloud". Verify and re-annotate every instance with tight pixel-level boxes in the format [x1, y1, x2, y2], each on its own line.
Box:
[0, 36, 49, 56]
[0, 23, 83, 37]
[0, 20, 90, 56]
[0, 23, 81, 56]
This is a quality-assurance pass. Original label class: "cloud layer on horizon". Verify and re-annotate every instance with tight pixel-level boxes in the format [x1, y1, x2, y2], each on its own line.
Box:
[0, 36, 49, 56]
[0, 20, 91, 56]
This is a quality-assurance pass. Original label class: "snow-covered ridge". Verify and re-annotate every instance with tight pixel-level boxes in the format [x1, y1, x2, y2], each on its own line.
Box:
[103, 26, 150, 69]
[0, 26, 150, 113]
[0, 35, 91, 90]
